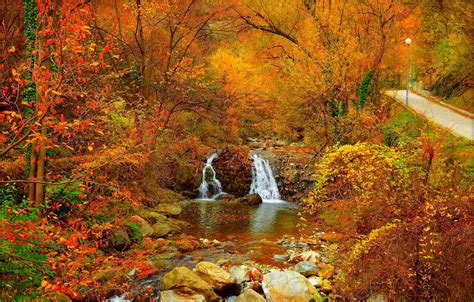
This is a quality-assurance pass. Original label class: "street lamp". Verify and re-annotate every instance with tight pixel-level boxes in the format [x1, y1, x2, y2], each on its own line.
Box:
[405, 38, 412, 110]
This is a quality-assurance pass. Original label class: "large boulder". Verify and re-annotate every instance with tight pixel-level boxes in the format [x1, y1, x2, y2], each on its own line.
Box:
[166, 218, 190, 233]
[215, 193, 235, 202]
[235, 289, 265, 302]
[240, 194, 262, 205]
[143, 211, 167, 223]
[229, 265, 250, 284]
[212, 147, 252, 196]
[193, 262, 237, 294]
[160, 267, 220, 302]
[293, 261, 319, 277]
[155, 203, 182, 216]
[109, 227, 131, 250]
[93, 268, 118, 283]
[159, 290, 206, 302]
[151, 222, 171, 238]
[262, 269, 322, 302]
[129, 215, 154, 237]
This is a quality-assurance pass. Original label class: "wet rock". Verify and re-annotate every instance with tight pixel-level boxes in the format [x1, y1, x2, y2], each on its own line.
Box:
[262, 269, 322, 302]
[159, 290, 206, 302]
[147, 252, 177, 270]
[289, 250, 320, 263]
[130, 215, 154, 237]
[272, 254, 289, 262]
[215, 193, 235, 202]
[109, 227, 131, 250]
[151, 221, 171, 238]
[240, 194, 262, 205]
[167, 218, 190, 233]
[143, 211, 167, 223]
[155, 203, 182, 216]
[293, 261, 318, 277]
[194, 262, 237, 294]
[236, 289, 265, 302]
[229, 265, 250, 284]
[93, 268, 118, 283]
[160, 267, 220, 302]
[243, 281, 262, 293]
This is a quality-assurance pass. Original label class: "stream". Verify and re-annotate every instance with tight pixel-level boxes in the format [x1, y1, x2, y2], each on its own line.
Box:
[109, 152, 311, 301]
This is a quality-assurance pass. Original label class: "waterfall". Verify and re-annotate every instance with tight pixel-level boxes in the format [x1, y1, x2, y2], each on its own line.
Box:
[249, 154, 281, 201]
[198, 153, 223, 200]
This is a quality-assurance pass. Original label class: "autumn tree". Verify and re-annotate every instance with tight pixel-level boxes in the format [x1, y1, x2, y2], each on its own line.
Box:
[1, 0, 113, 204]
[207, 0, 417, 145]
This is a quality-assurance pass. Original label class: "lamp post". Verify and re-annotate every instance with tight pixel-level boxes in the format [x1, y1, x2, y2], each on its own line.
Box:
[405, 38, 412, 110]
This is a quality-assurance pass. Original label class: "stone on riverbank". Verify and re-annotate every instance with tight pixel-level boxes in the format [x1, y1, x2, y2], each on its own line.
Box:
[93, 268, 118, 283]
[215, 193, 235, 201]
[229, 265, 250, 284]
[129, 215, 154, 237]
[159, 290, 206, 302]
[235, 289, 265, 302]
[160, 266, 220, 302]
[240, 194, 262, 205]
[155, 203, 182, 216]
[293, 261, 319, 277]
[109, 227, 131, 250]
[151, 221, 171, 238]
[194, 262, 237, 294]
[262, 269, 322, 302]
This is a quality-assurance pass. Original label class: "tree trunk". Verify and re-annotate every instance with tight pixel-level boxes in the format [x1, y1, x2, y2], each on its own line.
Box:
[28, 144, 37, 202]
[34, 119, 47, 205]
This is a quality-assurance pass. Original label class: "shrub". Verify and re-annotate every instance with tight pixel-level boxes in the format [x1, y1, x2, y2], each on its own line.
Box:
[305, 143, 414, 234]
[305, 142, 473, 300]
[0, 185, 54, 300]
[46, 182, 85, 220]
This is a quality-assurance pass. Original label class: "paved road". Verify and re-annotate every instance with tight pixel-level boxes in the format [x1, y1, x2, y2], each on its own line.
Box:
[387, 90, 473, 140]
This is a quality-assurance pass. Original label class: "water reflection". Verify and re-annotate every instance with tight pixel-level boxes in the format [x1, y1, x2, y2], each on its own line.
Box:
[180, 200, 299, 241]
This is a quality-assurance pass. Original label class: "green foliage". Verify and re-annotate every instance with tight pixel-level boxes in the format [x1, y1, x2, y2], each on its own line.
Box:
[0, 186, 54, 300]
[357, 71, 372, 110]
[127, 222, 144, 243]
[23, 0, 38, 104]
[304, 142, 418, 235]
[383, 111, 424, 146]
[46, 182, 84, 219]
[329, 100, 348, 118]
[0, 184, 18, 205]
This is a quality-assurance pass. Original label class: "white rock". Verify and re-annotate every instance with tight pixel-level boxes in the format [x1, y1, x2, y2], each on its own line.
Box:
[229, 265, 250, 284]
[262, 269, 323, 302]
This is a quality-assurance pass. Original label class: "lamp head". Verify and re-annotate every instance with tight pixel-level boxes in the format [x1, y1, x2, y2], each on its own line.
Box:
[405, 38, 412, 45]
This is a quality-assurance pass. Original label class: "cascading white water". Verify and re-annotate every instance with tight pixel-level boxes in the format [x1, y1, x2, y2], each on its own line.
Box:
[249, 154, 281, 201]
[198, 153, 223, 199]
